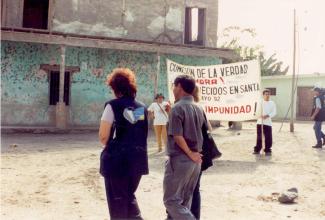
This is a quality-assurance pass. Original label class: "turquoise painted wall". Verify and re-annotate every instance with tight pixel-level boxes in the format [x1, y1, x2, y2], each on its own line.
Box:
[1, 42, 60, 125]
[1, 41, 222, 126]
[65, 47, 159, 125]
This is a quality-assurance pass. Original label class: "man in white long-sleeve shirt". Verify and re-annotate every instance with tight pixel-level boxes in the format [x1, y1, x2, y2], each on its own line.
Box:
[253, 89, 277, 156]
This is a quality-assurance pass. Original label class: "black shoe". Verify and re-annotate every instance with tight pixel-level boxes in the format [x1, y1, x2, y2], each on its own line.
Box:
[312, 143, 322, 148]
[265, 152, 272, 156]
[253, 151, 260, 155]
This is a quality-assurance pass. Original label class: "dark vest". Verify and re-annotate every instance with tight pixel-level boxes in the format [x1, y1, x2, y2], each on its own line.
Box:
[312, 95, 325, 122]
[100, 97, 149, 177]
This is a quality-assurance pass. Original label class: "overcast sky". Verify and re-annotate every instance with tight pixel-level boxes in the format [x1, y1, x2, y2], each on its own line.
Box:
[218, 0, 325, 75]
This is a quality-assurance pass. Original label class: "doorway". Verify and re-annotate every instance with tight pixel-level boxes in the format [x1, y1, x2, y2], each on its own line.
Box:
[297, 87, 313, 120]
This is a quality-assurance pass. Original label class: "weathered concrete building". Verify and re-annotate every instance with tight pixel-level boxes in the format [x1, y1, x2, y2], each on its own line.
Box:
[1, 0, 238, 128]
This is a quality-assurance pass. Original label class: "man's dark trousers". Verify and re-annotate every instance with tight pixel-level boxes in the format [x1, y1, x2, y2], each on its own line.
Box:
[314, 121, 325, 145]
[104, 174, 143, 219]
[190, 171, 202, 219]
[254, 124, 273, 153]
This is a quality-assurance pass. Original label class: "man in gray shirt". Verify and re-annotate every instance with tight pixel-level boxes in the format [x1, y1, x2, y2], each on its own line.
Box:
[163, 75, 205, 220]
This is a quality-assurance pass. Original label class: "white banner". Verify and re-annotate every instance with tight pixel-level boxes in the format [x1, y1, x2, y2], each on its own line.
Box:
[167, 59, 262, 121]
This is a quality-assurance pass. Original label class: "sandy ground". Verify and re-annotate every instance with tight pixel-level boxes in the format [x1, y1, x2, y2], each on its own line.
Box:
[1, 122, 325, 220]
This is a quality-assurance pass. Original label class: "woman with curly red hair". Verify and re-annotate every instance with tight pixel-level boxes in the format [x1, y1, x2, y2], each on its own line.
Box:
[99, 68, 148, 219]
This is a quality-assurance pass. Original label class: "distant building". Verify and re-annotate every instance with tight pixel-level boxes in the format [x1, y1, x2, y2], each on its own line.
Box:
[1, 0, 238, 128]
[262, 73, 325, 120]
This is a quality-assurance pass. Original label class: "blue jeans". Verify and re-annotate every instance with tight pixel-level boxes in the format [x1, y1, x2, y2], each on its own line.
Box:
[313, 121, 325, 144]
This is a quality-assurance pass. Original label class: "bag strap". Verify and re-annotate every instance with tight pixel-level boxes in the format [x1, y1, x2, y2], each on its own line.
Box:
[202, 112, 209, 136]
[157, 103, 168, 119]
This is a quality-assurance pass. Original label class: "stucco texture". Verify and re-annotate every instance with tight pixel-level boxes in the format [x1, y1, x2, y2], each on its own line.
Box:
[1, 41, 222, 126]
[0, 0, 218, 47]
[1, 41, 60, 126]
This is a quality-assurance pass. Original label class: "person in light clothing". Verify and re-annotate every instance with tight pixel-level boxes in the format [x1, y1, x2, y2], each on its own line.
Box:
[163, 75, 205, 220]
[253, 89, 277, 156]
[148, 94, 170, 152]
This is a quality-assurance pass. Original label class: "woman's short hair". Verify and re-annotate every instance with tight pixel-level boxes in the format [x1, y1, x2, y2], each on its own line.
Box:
[106, 68, 137, 98]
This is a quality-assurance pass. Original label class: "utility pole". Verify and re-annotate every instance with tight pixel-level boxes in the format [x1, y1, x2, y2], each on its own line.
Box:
[290, 9, 296, 132]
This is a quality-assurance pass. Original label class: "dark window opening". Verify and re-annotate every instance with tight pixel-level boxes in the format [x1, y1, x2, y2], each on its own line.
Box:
[23, 0, 49, 29]
[1, 0, 5, 27]
[184, 7, 205, 46]
[49, 71, 70, 105]
[266, 87, 277, 96]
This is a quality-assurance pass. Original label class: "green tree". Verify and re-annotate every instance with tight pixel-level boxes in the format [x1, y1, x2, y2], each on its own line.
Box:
[219, 26, 289, 76]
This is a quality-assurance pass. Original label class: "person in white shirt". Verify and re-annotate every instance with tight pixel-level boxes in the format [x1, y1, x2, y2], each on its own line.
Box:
[253, 89, 277, 156]
[148, 94, 170, 152]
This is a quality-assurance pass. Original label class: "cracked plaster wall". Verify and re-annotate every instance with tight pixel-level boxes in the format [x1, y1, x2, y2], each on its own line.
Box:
[52, 0, 186, 44]
[2, 0, 218, 47]
[53, 0, 218, 46]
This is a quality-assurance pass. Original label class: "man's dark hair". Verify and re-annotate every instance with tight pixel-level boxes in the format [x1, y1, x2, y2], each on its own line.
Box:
[155, 93, 165, 100]
[263, 89, 270, 95]
[313, 87, 321, 93]
[174, 75, 196, 94]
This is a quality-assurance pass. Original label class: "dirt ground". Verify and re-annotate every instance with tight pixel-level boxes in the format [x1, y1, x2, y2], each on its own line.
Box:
[1, 122, 325, 220]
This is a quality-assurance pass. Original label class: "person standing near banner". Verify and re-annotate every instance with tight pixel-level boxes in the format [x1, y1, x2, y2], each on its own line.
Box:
[191, 85, 221, 220]
[163, 75, 205, 220]
[253, 89, 277, 156]
[148, 94, 170, 152]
